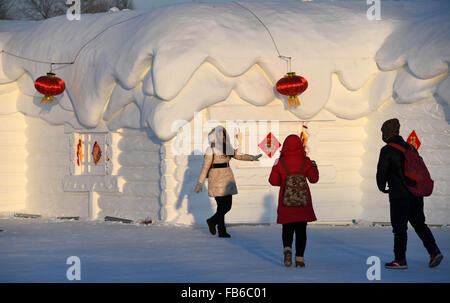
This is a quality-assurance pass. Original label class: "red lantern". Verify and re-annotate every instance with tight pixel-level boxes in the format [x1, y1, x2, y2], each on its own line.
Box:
[34, 72, 65, 104]
[276, 72, 308, 107]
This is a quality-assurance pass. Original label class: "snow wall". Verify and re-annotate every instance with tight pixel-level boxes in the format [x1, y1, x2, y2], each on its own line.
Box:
[0, 1, 449, 224]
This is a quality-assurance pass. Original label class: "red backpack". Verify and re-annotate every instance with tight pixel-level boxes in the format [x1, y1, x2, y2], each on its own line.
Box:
[388, 143, 434, 197]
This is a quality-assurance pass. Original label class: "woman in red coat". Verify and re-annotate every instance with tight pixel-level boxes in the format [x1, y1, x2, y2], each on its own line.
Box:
[269, 134, 319, 267]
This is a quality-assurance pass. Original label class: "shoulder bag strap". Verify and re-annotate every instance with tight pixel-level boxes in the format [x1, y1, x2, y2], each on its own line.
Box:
[279, 158, 291, 176]
[388, 143, 406, 153]
[300, 157, 307, 175]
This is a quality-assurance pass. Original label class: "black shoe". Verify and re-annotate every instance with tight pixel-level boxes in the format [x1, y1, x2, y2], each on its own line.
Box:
[206, 218, 216, 235]
[385, 259, 408, 269]
[218, 232, 231, 238]
[429, 249, 443, 268]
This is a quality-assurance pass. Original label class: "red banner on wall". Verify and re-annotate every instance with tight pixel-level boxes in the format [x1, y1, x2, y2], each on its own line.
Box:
[258, 132, 281, 158]
[407, 130, 421, 150]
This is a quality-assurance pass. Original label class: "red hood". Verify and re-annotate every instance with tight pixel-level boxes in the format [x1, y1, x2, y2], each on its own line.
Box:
[280, 134, 306, 157]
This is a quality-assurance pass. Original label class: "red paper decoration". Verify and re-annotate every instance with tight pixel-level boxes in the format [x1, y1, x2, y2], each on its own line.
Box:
[76, 139, 83, 166]
[92, 141, 102, 165]
[258, 132, 281, 158]
[276, 72, 308, 107]
[407, 130, 421, 150]
[300, 125, 308, 147]
[34, 72, 65, 104]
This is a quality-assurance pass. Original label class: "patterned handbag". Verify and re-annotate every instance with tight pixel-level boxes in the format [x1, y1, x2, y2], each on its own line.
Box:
[280, 157, 309, 207]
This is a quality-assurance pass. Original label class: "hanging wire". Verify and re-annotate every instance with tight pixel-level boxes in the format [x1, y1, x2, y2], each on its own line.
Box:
[0, 49, 68, 65]
[0, 11, 148, 67]
[232, 1, 291, 73]
[232, 1, 281, 57]
[279, 55, 291, 73]
[3, 4, 291, 72]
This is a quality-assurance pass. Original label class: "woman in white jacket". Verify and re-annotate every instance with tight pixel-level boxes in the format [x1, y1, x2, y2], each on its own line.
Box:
[195, 126, 261, 237]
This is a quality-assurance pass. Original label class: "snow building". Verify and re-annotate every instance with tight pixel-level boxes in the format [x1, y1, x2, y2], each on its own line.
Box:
[0, 1, 449, 224]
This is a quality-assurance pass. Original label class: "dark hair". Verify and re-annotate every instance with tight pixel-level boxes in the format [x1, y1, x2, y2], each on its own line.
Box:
[381, 118, 400, 141]
[209, 127, 234, 155]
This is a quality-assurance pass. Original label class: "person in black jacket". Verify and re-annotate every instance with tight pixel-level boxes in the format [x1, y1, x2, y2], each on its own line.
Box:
[376, 118, 443, 269]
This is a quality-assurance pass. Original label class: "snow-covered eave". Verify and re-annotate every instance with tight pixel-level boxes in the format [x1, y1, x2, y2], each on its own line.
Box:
[0, 1, 449, 141]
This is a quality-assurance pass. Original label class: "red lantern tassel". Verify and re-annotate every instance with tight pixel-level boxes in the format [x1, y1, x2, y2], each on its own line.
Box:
[41, 95, 54, 104]
[288, 95, 300, 107]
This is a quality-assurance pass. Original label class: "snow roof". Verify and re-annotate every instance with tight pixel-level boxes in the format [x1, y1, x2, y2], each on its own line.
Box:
[0, 1, 449, 140]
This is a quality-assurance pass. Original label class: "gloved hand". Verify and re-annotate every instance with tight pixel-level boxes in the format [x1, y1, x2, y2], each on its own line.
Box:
[253, 154, 263, 161]
[311, 160, 317, 168]
[195, 183, 203, 193]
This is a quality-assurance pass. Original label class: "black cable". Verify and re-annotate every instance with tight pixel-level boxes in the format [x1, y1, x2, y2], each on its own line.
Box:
[232, 1, 283, 58]
[2, 5, 291, 71]
[232, 1, 291, 72]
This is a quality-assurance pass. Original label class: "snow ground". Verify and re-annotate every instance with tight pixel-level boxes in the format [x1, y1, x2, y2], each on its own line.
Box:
[0, 218, 449, 283]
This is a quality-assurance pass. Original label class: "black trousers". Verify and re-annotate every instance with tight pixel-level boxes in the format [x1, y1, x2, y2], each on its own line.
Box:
[282, 222, 307, 257]
[390, 194, 438, 260]
[210, 195, 232, 234]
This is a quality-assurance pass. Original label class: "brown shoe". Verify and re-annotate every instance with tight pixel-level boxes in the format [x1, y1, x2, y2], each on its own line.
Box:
[295, 256, 305, 268]
[206, 218, 216, 235]
[284, 247, 292, 267]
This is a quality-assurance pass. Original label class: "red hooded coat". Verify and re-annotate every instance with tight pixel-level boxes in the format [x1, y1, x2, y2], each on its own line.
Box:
[269, 135, 319, 224]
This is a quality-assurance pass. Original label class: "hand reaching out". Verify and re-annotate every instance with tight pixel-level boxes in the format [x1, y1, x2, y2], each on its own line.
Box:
[195, 183, 203, 193]
[253, 154, 263, 161]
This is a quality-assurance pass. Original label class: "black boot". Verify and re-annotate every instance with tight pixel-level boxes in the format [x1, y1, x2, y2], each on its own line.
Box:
[217, 223, 230, 238]
[218, 232, 231, 238]
[206, 218, 216, 235]
[215, 196, 232, 238]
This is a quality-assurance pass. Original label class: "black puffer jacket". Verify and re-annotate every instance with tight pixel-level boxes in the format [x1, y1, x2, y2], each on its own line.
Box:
[376, 135, 414, 200]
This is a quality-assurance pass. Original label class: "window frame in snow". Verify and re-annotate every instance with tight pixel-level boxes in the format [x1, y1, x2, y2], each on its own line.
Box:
[67, 129, 113, 177]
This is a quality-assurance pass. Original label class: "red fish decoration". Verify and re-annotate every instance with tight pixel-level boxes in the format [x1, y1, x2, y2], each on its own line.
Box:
[76, 139, 83, 166]
[92, 141, 102, 165]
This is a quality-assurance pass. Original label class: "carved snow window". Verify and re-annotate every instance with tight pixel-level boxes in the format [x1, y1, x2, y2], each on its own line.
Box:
[69, 132, 112, 176]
